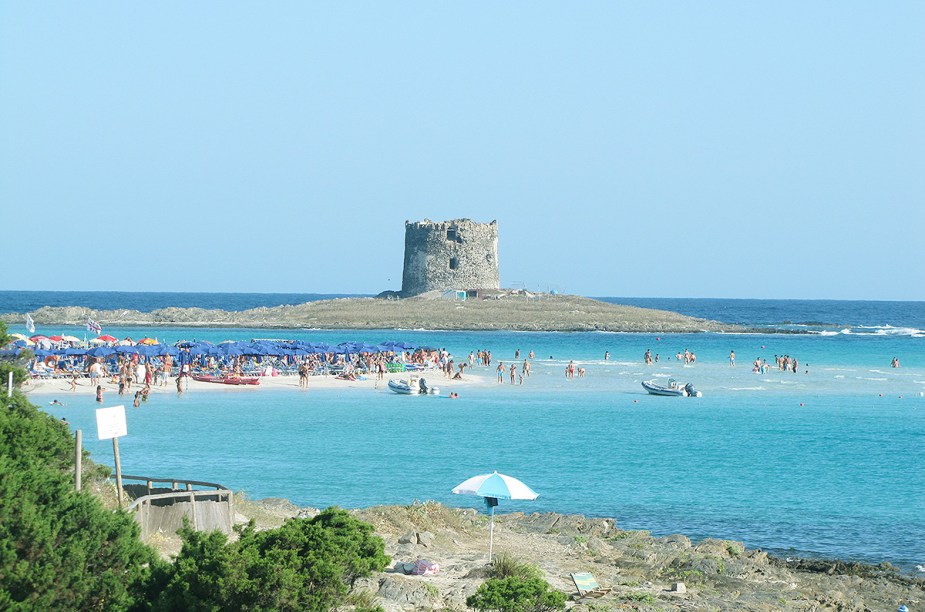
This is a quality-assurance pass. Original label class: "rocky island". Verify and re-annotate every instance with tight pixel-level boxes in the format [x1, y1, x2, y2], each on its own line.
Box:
[3, 292, 742, 333]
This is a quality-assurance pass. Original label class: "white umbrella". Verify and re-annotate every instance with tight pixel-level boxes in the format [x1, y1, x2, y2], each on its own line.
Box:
[452, 471, 538, 562]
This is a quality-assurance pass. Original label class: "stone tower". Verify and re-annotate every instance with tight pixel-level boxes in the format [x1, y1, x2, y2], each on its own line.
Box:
[401, 219, 500, 296]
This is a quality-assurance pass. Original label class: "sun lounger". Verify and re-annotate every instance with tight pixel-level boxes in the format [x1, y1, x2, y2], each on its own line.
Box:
[571, 572, 613, 599]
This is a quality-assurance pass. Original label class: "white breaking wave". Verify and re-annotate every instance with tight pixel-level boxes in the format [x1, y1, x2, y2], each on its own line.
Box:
[810, 324, 925, 337]
[855, 324, 925, 336]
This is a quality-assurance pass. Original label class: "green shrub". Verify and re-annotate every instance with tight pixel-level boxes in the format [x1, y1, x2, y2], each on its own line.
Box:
[623, 591, 656, 603]
[488, 552, 542, 581]
[0, 322, 30, 387]
[150, 507, 390, 611]
[466, 576, 567, 612]
[0, 392, 162, 610]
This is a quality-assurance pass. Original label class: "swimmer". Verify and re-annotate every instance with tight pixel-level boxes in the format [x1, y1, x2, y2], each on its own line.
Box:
[49, 399, 65, 406]
[449, 392, 458, 399]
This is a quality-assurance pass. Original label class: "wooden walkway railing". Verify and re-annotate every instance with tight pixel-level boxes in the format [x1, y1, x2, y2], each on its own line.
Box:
[123, 475, 234, 540]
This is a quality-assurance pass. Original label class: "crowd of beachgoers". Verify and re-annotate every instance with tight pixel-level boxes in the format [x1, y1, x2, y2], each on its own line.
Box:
[6, 334, 491, 399]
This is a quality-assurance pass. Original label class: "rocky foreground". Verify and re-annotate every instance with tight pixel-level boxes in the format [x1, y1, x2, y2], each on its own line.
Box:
[3, 292, 742, 333]
[196, 498, 922, 611]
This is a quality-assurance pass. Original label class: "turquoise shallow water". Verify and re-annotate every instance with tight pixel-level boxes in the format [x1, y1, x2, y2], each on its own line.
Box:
[35, 326, 925, 572]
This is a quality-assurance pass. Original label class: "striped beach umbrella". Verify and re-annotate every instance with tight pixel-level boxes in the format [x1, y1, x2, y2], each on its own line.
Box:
[452, 471, 538, 562]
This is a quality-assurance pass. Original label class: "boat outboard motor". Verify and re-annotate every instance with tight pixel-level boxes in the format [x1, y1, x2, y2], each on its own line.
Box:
[684, 383, 696, 397]
[418, 378, 428, 394]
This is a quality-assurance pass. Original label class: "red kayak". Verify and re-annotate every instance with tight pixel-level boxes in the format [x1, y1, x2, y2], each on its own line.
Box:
[191, 374, 261, 386]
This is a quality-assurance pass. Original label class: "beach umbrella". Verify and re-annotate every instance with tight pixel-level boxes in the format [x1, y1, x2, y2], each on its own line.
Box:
[61, 335, 81, 343]
[138, 337, 158, 345]
[214, 343, 242, 357]
[452, 471, 539, 563]
[98, 334, 118, 343]
[87, 346, 115, 357]
[381, 340, 416, 351]
[48, 335, 64, 342]
[137, 344, 165, 358]
[10, 334, 33, 345]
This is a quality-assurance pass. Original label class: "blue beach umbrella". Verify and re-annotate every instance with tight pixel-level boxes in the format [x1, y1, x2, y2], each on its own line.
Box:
[87, 346, 115, 358]
[452, 472, 539, 563]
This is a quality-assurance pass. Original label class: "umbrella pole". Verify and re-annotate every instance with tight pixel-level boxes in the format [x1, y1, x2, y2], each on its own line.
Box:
[488, 504, 495, 564]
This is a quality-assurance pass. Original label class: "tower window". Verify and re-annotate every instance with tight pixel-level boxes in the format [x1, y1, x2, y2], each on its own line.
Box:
[449, 257, 458, 270]
[446, 229, 457, 241]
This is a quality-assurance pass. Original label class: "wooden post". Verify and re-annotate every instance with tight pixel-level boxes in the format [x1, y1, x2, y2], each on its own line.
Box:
[7, 371, 12, 397]
[75, 429, 82, 491]
[113, 437, 123, 506]
[190, 492, 198, 529]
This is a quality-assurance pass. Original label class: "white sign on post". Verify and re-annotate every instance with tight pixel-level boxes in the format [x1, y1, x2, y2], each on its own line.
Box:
[96, 405, 127, 440]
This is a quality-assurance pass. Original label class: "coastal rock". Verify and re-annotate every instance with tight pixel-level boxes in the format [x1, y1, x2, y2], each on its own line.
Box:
[416, 531, 435, 547]
[252, 497, 301, 518]
[398, 531, 417, 545]
[377, 575, 441, 609]
[506, 511, 616, 538]
[663, 534, 692, 549]
[208, 500, 923, 611]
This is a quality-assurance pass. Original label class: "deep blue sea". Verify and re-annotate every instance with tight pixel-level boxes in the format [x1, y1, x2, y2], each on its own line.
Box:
[7, 292, 924, 572]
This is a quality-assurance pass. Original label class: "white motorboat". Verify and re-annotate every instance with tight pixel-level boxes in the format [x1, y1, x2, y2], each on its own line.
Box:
[641, 379, 701, 397]
[388, 376, 440, 395]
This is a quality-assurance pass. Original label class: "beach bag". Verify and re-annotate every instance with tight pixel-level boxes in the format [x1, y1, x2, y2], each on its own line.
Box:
[410, 559, 439, 575]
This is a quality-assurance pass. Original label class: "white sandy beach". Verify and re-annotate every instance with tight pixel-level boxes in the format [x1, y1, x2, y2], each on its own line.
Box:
[22, 369, 489, 398]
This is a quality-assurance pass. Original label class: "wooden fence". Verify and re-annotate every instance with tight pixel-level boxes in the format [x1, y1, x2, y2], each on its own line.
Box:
[123, 475, 234, 540]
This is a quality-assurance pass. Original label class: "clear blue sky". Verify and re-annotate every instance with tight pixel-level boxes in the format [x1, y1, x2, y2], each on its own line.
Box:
[2, 3, 922, 299]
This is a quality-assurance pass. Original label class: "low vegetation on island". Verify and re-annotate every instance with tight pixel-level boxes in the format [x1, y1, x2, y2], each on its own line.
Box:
[2, 292, 742, 333]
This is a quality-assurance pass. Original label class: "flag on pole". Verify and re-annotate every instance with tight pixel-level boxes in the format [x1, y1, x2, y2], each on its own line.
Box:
[25, 314, 35, 334]
[87, 316, 102, 335]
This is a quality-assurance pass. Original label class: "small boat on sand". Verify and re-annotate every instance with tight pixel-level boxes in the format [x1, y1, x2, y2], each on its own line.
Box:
[388, 376, 439, 395]
[642, 379, 701, 397]
[192, 374, 261, 386]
